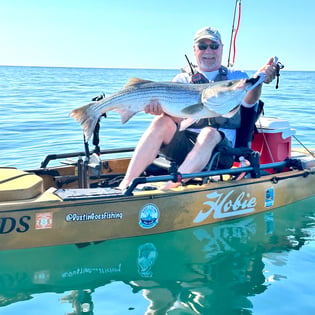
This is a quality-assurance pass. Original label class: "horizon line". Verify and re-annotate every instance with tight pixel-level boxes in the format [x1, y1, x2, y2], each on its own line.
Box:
[0, 64, 313, 72]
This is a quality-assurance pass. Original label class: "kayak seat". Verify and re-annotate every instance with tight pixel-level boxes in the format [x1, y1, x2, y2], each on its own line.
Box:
[145, 149, 230, 183]
[0, 168, 43, 202]
[145, 145, 260, 183]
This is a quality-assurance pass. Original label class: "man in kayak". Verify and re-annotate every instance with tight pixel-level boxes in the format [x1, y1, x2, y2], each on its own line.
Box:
[118, 26, 277, 190]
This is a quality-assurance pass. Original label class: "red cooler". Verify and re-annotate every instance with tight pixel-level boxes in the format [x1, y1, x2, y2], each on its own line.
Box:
[251, 117, 296, 170]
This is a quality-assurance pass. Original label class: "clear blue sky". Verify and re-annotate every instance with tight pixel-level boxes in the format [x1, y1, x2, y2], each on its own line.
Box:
[1, 0, 314, 71]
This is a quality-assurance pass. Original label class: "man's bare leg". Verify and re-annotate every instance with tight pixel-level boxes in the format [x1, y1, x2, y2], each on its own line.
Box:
[118, 115, 177, 190]
[161, 127, 222, 189]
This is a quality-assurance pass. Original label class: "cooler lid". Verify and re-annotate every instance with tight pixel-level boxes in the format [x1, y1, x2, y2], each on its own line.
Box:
[256, 116, 296, 139]
[256, 116, 291, 129]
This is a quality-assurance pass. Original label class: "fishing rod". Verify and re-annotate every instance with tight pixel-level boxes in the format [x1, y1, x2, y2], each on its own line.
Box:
[227, 0, 242, 67]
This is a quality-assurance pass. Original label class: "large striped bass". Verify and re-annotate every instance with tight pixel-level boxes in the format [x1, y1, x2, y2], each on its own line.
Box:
[70, 75, 263, 141]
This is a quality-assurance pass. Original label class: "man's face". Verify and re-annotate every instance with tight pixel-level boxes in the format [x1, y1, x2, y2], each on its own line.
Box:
[193, 39, 223, 72]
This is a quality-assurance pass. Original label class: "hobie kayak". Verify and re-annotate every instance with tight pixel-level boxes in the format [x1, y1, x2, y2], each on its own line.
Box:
[0, 116, 314, 250]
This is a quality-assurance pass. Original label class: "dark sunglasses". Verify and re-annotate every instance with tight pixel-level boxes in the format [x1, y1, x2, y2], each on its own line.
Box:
[197, 42, 220, 50]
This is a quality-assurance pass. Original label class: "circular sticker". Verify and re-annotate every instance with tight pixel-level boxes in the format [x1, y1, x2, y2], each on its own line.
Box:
[139, 203, 160, 229]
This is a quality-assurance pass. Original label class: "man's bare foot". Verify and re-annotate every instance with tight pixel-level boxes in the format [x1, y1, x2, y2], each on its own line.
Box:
[160, 180, 182, 190]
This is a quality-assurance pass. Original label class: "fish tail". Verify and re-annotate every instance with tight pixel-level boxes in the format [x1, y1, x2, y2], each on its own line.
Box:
[70, 103, 99, 141]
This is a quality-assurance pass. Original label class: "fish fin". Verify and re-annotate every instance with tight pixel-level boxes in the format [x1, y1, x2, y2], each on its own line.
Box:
[114, 108, 137, 124]
[125, 77, 153, 87]
[181, 103, 205, 115]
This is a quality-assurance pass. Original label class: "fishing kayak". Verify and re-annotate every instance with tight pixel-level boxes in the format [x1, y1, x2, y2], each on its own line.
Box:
[0, 116, 314, 250]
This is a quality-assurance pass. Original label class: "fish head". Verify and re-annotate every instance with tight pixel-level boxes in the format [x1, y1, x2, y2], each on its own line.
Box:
[201, 77, 261, 115]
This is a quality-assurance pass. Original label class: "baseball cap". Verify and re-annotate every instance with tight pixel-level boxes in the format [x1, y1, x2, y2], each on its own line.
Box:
[194, 26, 222, 43]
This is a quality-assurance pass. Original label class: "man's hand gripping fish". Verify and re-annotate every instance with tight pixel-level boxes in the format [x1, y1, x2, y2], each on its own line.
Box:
[70, 75, 264, 141]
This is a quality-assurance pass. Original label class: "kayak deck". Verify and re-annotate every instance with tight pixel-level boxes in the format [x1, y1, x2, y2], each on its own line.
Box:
[1, 148, 314, 206]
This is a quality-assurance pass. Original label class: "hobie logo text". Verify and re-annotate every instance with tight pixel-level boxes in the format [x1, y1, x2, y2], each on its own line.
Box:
[193, 190, 256, 223]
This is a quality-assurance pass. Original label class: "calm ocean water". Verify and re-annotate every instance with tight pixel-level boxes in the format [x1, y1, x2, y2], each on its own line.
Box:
[0, 66, 315, 314]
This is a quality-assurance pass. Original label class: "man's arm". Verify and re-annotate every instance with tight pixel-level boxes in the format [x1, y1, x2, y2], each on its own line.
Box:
[244, 57, 277, 105]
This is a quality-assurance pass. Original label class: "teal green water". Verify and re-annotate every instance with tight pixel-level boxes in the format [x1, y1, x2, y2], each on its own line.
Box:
[1, 197, 315, 314]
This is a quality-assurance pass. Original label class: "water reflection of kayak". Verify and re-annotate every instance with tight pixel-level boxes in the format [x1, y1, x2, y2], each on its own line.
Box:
[1, 196, 314, 311]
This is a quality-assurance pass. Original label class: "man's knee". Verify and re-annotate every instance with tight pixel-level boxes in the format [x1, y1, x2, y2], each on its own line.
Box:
[198, 127, 221, 145]
[151, 115, 175, 129]
[149, 115, 178, 144]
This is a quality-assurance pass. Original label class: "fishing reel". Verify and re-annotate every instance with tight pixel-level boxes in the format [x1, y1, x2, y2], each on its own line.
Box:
[274, 57, 284, 89]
